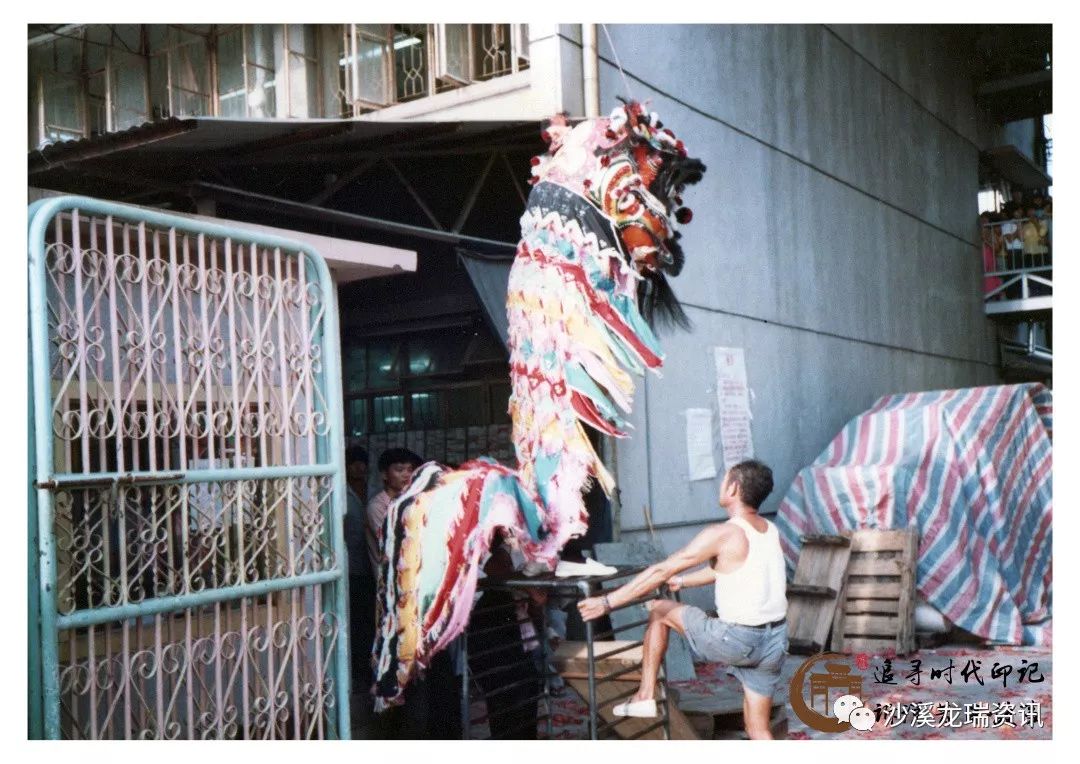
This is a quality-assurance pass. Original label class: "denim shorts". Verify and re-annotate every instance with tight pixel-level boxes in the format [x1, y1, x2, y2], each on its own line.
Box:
[681, 606, 788, 698]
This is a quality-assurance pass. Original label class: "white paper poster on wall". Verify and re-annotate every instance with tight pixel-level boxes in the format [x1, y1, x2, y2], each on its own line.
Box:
[713, 346, 755, 470]
[684, 408, 717, 481]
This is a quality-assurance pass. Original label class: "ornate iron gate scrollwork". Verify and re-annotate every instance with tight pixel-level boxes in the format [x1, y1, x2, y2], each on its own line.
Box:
[28, 197, 350, 739]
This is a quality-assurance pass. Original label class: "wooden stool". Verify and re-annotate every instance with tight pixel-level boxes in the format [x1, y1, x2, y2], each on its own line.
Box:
[553, 640, 700, 739]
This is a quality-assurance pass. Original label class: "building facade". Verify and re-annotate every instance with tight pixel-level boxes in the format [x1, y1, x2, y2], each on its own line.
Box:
[28, 22, 1049, 631]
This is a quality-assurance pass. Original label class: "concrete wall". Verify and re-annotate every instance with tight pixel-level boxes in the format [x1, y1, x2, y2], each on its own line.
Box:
[1001, 118, 1039, 162]
[591, 24, 1001, 610]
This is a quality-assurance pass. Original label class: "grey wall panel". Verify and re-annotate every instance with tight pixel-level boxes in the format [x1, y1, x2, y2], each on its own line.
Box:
[597, 24, 979, 241]
[558, 33, 585, 118]
[614, 309, 998, 554]
[825, 24, 980, 147]
[1002, 118, 1039, 161]
[629, 108, 990, 361]
[593, 30, 993, 363]
[585, 24, 1001, 562]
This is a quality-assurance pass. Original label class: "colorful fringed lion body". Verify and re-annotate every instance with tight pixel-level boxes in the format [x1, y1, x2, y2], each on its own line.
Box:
[372, 103, 705, 709]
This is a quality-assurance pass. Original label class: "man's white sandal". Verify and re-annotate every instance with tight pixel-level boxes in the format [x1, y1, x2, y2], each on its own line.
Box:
[612, 698, 658, 718]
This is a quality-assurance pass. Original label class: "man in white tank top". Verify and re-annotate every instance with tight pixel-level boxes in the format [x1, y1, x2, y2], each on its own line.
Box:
[578, 460, 789, 739]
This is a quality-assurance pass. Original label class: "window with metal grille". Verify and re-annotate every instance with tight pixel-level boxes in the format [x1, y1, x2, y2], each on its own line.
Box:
[149, 25, 213, 119]
[28, 23, 531, 148]
[110, 26, 149, 131]
[434, 24, 530, 92]
[336, 23, 529, 113]
[285, 25, 320, 118]
[29, 34, 88, 146]
[341, 324, 513, 467]
[215, 24, 324, 119]
[29, 25, 155, 146]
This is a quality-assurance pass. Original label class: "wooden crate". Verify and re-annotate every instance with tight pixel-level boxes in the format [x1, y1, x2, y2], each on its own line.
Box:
[786, 534, 852, 654]
[831, 528, 918, 655]
[553, 639, 643, 681]
[708, 703, 788, 740]
[680, 692, 789, 740]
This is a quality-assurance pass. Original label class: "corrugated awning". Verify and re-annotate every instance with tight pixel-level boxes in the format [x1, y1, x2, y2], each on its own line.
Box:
[28, 115, 546, 251]
[29, 116, 542, 177]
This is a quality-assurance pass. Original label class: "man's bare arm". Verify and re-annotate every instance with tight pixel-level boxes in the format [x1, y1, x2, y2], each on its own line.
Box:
[602, 526, 726, 610]
[670, 565, 717, 590]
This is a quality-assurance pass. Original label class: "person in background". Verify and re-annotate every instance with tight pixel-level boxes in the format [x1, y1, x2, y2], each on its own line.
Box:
[347, 444, 370, 505]
[1022, 205, 1049, 266]
[1001, 204, 1024, 274]
[342, 445, 377, 736]
[980, 213, 1003, 297]
[365, 448, 423, 572]
[1044, 198, 1052, 249]
[987, 211, 1007, 271]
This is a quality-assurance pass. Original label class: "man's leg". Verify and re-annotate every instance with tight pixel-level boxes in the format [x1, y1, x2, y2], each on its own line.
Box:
[634, 600, 688, 702]
[741, 686, 774, 740]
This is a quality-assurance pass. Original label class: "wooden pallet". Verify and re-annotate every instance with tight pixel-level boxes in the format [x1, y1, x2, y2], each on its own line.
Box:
[707, 703, 788, 740]
[679, 688, 789, 739]
[831, 528, 918, 655]
[786, 534, 852, 654]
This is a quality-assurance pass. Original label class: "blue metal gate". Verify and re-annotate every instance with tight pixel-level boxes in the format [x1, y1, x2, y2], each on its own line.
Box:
[28, 197, 350, 739]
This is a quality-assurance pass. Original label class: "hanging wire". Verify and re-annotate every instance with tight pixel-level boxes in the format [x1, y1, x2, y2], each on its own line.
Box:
[600, 24, 636, 104]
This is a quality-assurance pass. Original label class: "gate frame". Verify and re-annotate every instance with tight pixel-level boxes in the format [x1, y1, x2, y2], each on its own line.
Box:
[27, 196, 351, 740]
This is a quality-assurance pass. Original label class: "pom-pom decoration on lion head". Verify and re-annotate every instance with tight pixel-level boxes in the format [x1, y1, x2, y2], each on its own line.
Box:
[371, 101, 706, 710]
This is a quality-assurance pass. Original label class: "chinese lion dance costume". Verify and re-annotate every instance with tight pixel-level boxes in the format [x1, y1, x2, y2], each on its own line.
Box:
[372, 102, 706, 709]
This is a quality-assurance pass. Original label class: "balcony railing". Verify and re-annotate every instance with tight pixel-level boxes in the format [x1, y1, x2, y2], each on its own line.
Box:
[981, 219, 1052, 315]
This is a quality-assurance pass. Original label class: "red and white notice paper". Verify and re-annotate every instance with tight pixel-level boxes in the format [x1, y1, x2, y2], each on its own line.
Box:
[713, 346, 755, 471]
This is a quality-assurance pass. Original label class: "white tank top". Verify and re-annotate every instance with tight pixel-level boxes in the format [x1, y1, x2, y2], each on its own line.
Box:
[713, 516, 788, 626]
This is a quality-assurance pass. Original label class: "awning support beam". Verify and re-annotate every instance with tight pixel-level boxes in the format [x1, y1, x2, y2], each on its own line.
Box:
[453, 152, 498, 233]
[385, 157, 446, 231]
[193, 180, 517, 250]
[501, 151, 528, 206]
[306, 157, 379, 206]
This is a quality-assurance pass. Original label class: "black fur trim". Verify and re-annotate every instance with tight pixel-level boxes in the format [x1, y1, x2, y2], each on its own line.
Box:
[638, 270, 692, 331]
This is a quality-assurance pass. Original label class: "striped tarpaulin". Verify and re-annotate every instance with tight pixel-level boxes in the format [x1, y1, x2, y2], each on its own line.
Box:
[777, 384, 1052, 646]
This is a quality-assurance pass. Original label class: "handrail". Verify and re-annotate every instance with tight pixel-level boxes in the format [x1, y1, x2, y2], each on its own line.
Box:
[979, 219, 1052, 307]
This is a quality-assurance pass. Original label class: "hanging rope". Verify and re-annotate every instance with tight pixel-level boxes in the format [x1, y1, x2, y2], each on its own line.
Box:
[600, 23, 636, 104]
